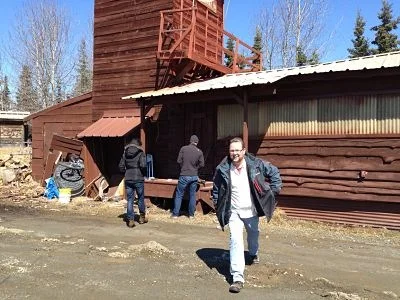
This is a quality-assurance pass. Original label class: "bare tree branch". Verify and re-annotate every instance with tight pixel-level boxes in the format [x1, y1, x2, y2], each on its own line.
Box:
[7, 0, 73, 110]
[256, 0, 331, 69]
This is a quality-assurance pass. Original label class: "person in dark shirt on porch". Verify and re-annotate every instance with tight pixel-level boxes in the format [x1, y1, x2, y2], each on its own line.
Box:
[171, 135, 204, 219]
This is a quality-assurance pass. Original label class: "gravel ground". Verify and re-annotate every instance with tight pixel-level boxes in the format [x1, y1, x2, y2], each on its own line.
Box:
[0, 188, 399, 300]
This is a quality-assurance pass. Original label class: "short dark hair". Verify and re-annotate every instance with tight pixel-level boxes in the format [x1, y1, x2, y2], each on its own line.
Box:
[229, 137, 245, 149]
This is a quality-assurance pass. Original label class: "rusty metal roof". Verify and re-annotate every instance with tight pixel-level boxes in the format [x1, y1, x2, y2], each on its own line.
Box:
[77, 110, 143, 138]
[122, 51, 400, 100]
[77, 116, 141, 138]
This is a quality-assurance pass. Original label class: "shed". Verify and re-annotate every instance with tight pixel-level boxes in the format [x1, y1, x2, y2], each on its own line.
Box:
[23, 93, 93, 181]
[0, 111, 30, 147]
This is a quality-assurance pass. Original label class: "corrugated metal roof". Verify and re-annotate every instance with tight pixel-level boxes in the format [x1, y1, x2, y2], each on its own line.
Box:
[77, 108, 155, 138]
[0, 111, 30, 121]
[77, 116, 141, 138]
[122, 51, 400, 100]
[77, 108, 156, 138]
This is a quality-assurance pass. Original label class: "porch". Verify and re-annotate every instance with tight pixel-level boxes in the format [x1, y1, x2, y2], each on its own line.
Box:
[144, 178, 214, 213]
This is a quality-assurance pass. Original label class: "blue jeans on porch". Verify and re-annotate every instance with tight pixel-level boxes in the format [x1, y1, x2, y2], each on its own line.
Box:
[125, 180, 145, 221]
[172, 175, 198, 217]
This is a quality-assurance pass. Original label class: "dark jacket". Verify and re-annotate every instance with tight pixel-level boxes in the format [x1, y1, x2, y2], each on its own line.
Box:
[119, 143, 147, 182]
[177, 144, 205, 176]
[212, 153, 282, 230]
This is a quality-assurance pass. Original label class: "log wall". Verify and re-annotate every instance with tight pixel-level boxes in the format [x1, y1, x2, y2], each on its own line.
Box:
[0, 122, 25, 145]
[250, 135, 400, 229]
[252, 136, 400, 203]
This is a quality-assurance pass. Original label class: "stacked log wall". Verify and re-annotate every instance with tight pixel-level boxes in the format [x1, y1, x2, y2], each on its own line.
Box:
[0, 122, 25, 145]
[250, 135, 400, 229]
[252, 136, 400, 203]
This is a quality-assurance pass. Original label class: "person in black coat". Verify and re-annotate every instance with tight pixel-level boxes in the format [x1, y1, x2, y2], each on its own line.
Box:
[119, 138, 147, 227]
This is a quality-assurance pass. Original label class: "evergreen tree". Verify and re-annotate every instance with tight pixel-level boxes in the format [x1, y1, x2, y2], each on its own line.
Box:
[296, 47, 308, 66]
[252, 26, 262, 67]
[348, 11, 371, 58]
[225, 37, 235, 67]
[56, 77, 63, 102]
[73, 38, 92, 96]
[16, 65, 37, 112]
[0, 76, 12, 110]
[296, 47, 319, 66]
[308, 51, 319, 65]
[371, 0, 400, 53]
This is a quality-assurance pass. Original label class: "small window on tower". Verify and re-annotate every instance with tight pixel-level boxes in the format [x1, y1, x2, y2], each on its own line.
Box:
[198, 0, 217, 13]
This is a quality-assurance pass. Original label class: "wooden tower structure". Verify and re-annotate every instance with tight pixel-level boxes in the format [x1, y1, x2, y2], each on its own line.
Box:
[92, 0, 261, 121]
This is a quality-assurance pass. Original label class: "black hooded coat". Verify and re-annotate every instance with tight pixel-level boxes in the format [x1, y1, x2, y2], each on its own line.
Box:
[118, 143, 147, 182]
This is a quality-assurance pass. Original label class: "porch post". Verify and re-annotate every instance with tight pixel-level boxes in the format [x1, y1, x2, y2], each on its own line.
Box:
[140, 100, 146, 152]
[243, 89, 249, 149]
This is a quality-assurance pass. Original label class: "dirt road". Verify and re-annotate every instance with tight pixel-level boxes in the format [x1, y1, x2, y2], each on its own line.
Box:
[0, 198, 399, 300]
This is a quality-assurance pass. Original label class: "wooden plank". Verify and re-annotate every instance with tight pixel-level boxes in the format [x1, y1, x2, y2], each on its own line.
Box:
[281, 186, 400, 203]
[52, 134, 84, 147]
[259, 139, 400, 148]
[42, 151, 61, 185]
[279, 169, 400, 182]
[262, 155, 400, 172]
[257, 147, 400, 163]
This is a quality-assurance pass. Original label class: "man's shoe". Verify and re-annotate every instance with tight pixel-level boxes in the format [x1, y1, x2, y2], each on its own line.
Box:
[249, 254, 259, 265]
[127, 220, 136, 228]
[188, 215, 195, 219]
[138, 213, 148, 224]
[229, 281, 243, 293]
[170, 214, 178, 219]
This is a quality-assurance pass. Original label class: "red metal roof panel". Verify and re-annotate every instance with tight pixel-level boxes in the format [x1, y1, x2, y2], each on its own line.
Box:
[77, 116, 141, 138]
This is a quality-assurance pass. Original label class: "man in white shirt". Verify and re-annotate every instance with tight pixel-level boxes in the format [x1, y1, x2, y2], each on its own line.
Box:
[212, 137, 282, 293]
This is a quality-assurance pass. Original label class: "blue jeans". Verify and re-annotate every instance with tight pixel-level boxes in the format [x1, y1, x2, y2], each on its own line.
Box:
[228, 211, 259, 283]
[125, 181, 145, 221]
[172, 175, 198, 217]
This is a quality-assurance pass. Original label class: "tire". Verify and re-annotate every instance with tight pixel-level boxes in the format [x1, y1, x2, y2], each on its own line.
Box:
[53, 162, 85, 197]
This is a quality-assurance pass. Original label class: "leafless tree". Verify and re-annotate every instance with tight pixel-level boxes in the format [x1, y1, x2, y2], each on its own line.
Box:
[256, 0, 329, 69]
[7, 0, 73, 109]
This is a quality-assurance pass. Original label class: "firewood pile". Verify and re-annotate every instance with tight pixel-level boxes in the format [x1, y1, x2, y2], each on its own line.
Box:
[0, 148, 44, 199]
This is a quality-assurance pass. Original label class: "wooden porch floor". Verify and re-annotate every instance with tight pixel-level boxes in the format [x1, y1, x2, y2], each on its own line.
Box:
[144, 178, 214, 213]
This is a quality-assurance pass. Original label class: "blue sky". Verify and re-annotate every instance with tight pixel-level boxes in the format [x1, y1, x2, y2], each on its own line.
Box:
[1, 0, 399, 75]
[224, 0, 400, 61]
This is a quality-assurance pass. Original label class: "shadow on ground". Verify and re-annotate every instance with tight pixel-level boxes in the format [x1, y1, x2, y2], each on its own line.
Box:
[196, 248, 231, 283]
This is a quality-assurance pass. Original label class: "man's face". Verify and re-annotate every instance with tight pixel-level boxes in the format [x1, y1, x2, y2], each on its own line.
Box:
[229, 141, 245, 165]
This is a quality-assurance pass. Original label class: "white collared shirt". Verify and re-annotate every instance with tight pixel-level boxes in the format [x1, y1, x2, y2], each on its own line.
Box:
[230, 160, 257, 218]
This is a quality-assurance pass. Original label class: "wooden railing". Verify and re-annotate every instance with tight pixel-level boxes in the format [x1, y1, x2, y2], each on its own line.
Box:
[157, 7, 262, 74]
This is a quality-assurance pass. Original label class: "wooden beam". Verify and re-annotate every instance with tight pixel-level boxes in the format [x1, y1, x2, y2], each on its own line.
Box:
[243, 89, 249, 149]
[140, 100, 146, 152]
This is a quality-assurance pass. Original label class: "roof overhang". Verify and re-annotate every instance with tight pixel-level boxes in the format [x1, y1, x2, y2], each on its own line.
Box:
[122, 51, 400, 102]
[0, 111, 30, 121]
[77, 109, 153, 138]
